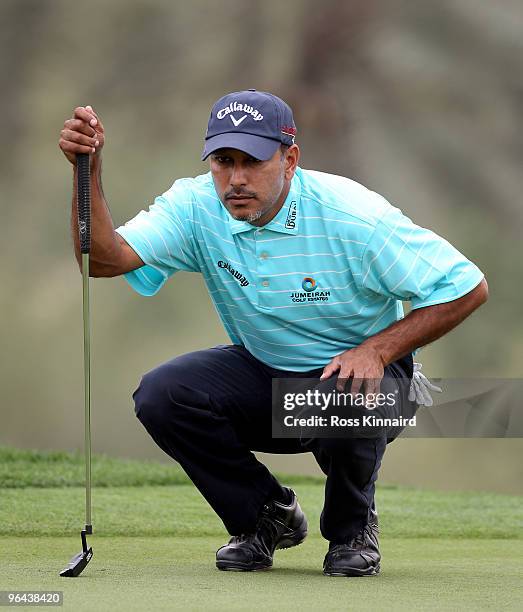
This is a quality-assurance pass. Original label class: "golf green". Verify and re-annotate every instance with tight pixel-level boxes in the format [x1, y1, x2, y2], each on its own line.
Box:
[1, 448, 522, 610]
[1, 536, 521, 611]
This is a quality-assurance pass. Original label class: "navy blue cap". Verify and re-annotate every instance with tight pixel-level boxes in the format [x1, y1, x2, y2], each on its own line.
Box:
[202, 89, 297, 161]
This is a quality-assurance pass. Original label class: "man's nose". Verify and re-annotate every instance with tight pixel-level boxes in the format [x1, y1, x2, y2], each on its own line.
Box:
[230, 162, 248, 187]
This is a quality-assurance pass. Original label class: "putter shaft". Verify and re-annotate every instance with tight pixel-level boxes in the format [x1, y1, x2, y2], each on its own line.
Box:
[60, 153, 93, 578]
[82, 252, 92, 532]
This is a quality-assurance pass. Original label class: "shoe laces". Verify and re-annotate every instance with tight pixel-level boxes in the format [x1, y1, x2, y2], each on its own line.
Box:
[230, 533, 255, 544]
[229, 501, 285, 549]
[332, 523, 377, 552]
[353, 525, 370, 547]
[258, 504, 281, 539]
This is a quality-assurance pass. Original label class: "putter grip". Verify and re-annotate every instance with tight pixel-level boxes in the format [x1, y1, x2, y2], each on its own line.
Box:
[77, 153, 91, 254]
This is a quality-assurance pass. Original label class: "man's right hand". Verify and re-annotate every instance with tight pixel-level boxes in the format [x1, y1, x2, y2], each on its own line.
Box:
[59, 105, 104, 165]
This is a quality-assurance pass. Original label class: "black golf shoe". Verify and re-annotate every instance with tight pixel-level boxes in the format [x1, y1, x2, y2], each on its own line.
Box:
[216, 488, 308, 571]
[323, 508, 380, 577]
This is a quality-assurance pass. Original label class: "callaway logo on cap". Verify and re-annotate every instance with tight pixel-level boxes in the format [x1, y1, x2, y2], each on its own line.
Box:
[202, 89, 297, 161]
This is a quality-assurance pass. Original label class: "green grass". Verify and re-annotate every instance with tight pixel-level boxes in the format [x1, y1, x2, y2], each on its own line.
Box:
[1, 447, 522, 611]
[1, 484, 521, 539]
[1, 446, 521, 539]
[0, 446, 190, 488]
[2, 537, 521, 611]
[0, 446, 321, 488]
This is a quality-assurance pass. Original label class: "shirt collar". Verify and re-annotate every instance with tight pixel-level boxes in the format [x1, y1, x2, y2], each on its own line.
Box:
[229, 171, 301, 235]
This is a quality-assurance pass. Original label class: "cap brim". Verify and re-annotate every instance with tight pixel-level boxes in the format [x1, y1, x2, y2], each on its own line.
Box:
[202, 133, 280, 161]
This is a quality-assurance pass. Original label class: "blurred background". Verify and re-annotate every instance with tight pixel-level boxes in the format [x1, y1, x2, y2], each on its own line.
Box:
[1, 0, 521, 493]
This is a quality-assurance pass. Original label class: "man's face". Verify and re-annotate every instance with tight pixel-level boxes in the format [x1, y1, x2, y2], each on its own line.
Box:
[210, 146, 298, 226]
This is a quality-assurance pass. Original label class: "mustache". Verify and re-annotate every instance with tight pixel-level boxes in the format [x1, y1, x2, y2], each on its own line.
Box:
[225, 189, 257, 199]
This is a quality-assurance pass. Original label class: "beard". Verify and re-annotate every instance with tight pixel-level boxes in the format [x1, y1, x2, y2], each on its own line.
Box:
[225, 199, 275, 224]
[229, 207, 266, 223]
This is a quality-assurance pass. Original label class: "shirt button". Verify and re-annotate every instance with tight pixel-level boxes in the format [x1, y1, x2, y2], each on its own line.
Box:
[260, 252, 269, 260]
[262, 280, 270, 287]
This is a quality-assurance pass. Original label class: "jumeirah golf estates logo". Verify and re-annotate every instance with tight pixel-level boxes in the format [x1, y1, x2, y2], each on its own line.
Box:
[302, 277, 316, 292]
[289, 277, 331, 303]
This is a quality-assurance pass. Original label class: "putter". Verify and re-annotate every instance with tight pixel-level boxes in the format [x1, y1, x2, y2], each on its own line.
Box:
[60, 152, 94, 577]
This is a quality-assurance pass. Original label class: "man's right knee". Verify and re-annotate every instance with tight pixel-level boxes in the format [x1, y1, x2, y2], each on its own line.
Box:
[132, 361, 214, 430]
[132, 364, 179, 427]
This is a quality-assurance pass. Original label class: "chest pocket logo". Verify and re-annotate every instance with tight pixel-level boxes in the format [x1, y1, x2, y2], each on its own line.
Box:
[217, 260, 250, 287]
[290, 277, 331, 303]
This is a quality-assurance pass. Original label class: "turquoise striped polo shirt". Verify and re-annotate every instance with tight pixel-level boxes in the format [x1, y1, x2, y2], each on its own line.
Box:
[115, 167, 484, 371]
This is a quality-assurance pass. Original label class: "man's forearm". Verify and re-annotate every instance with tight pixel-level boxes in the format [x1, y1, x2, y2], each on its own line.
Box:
[362, 279, 489, 367]
[70, 156, 122, 275]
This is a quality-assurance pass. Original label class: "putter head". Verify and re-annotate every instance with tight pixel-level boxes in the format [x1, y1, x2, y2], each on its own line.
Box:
[59, 548, 93, 577]
[60, 529, 93, 577]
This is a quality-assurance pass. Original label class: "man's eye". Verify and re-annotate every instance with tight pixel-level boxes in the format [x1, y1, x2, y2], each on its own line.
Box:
[214, 156, 230, 163]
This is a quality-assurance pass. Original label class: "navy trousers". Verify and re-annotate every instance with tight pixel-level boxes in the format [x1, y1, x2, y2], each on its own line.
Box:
[133, 344, 414, 543]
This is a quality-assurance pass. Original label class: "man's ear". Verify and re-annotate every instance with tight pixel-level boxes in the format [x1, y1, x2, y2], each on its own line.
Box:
[285, 144, 300, 180]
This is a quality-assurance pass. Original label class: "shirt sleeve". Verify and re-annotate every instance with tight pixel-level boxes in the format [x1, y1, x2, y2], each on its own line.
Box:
[115, 181, 200, 296]
[359, 208, 484, 309]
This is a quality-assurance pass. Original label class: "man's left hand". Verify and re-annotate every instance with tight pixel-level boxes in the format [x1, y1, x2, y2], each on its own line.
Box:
[320, 344, 385, 396]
